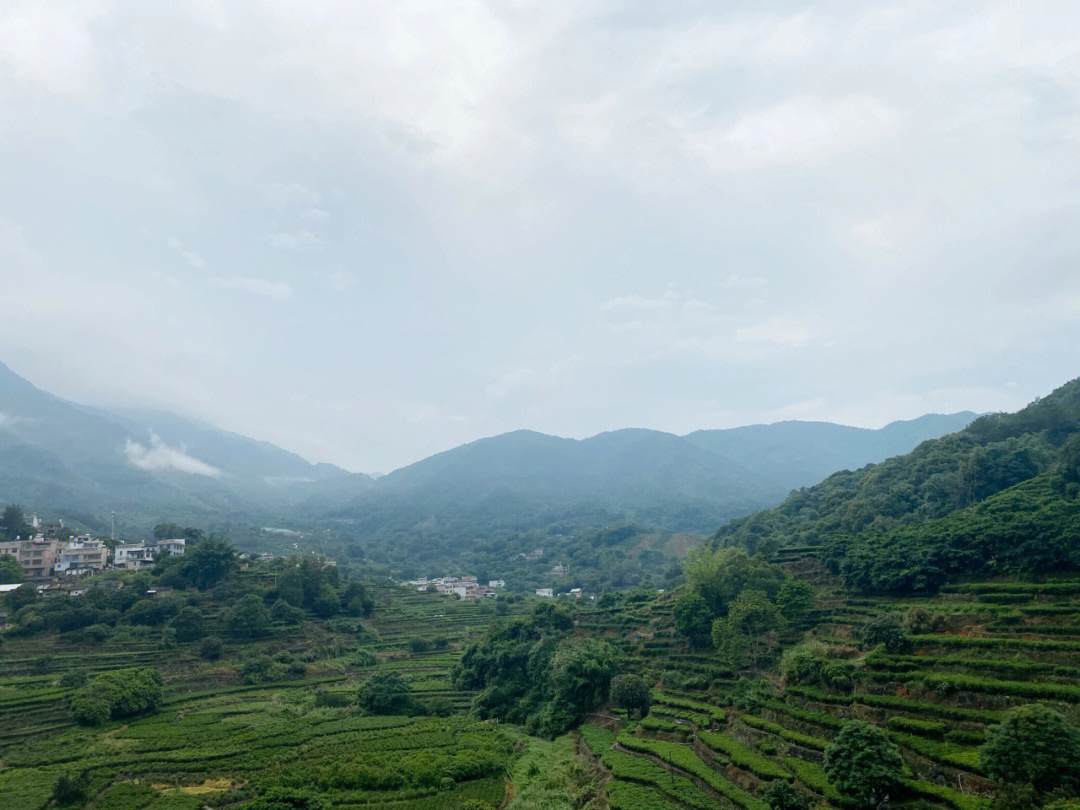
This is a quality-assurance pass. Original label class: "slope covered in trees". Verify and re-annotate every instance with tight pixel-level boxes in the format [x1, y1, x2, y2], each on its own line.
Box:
[715, 378, 1080, 593]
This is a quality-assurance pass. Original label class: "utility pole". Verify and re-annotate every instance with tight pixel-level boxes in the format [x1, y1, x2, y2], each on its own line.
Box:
[111, 511, 116, 543]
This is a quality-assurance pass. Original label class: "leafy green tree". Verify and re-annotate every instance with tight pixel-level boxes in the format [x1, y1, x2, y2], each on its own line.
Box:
[69, 667, 162, 725]
[776, 579, 815, 623]
[181, 536, 237, 589]
[152, 522, 185, 540]
[6, 582, 37, 610]
[609, 673, 651, 718]
[276, 568, 305, 607]
[823, 721, 904, 809]
[673, 591, 713, 646]
[169, 605, 205, 642]
[0, 554, 23, 584]
[981, 704, 1080, 797]
[358, 672, 416, 715]
[226, 593, 271, 639]
[0, 504, 34, 541]
[311, 585, 340, 618]
[271, 598, 304, 625]
[762, 779, 810, 810]
[683, 547, 786, 616]
[51, 770, 90, 805]
[199, 636, 223, 660]
[341, 581, 374, 616]
[714, 589, 784, 668]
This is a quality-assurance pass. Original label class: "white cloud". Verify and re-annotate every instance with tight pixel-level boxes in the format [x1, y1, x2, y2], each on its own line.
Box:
[210, 276, 293, 300]
[0, 5, 97, 95]
[267, 230, 321, 252]
[684, 95, 897, 173]
[736, 318, 813, 347]
[124, 435, 221, 477]
[0, 411, 32, 428]
[167, 237, 205, 267]
[264, 182, 321, 209]
[299, 207, 330, 222]
[328, 270, 358, 291]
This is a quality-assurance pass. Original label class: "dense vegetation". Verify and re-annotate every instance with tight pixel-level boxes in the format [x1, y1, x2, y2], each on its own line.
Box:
[716, 378, 1080, 594]
[455, 601, 617, 735]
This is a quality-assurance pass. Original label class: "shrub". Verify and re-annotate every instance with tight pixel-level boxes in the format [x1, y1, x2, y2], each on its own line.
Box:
[902, 607, 935, 635]
[358, 672, 417, 715]
[51, 771, 90, 805]
[860, 614, 908, 654]
[199, 635, 223, 660]
[69, 667, 162, 725]
[732, 677, 774, 711]
[83, 623, 111, 643]
[241, 655, 294, 684]
[763, 779, 810, 810]
[351, 647, 378, 667]
[59, 668, 89, 689]
[423, 696, 455, 717]
[313, 689, 351, 708]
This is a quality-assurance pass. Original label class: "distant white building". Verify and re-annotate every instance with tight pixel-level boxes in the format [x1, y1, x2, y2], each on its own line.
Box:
[488, 579, 505, 589]
[155, 538, 186, 557]
[114, 543, 155, 571]
[535, 588, 553, 598]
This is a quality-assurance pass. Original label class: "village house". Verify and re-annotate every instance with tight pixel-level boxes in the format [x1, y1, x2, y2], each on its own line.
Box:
[113, 543, 155, 571]
[0, 537, 60, 580]
[54, 535, 109, 576]
[535, 588, 554, 598]
[155, 538, 186, 557]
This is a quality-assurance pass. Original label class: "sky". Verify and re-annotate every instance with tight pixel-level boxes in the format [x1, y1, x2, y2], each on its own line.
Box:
[1, 1, 1079, 474]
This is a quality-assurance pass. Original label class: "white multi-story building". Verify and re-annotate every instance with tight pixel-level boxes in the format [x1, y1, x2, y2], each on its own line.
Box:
[55, 536, 108, 576]
[113, 543, 155, 571]
[155, 538, 186, 557]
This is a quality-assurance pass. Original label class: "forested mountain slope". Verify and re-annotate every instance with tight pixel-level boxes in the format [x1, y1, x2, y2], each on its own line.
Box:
[716, 377, 1080, 593]
[684, 412, 976, 496]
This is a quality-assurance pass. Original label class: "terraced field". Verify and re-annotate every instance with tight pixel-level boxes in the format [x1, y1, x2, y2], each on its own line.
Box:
[0, 576, 515, 809]
[578, 550, 1080, 810]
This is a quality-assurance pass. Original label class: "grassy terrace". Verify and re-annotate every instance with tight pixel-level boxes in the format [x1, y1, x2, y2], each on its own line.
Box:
[0, 575, 522, 809]
[583, 550, 1080, 810]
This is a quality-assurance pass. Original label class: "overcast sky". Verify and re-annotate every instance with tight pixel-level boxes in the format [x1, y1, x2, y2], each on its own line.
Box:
[1, 2, 1079, 473]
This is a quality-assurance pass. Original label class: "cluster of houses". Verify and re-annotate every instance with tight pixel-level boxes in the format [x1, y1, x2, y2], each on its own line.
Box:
[402, 575, 505, 601]
[0, 516, 186, 582]
[535, 586, 584, 599]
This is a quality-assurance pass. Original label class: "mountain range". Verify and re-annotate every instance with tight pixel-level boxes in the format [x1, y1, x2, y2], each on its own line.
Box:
[0, 361, 976, 535]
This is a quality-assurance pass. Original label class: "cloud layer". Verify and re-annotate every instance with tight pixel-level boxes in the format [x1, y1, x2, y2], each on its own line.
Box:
[1, 2, 1079, 472]
[124, 435, 222, 478]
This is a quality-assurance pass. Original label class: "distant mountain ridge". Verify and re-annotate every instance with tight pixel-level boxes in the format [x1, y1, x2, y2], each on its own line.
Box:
[0, 361, 976, 536]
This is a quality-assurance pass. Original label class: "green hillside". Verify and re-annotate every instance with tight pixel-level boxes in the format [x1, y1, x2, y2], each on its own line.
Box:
[716, 378, 1080, 593]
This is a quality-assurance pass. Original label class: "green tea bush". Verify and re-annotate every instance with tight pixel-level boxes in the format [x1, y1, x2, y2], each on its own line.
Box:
[698, 730, 791, 780]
